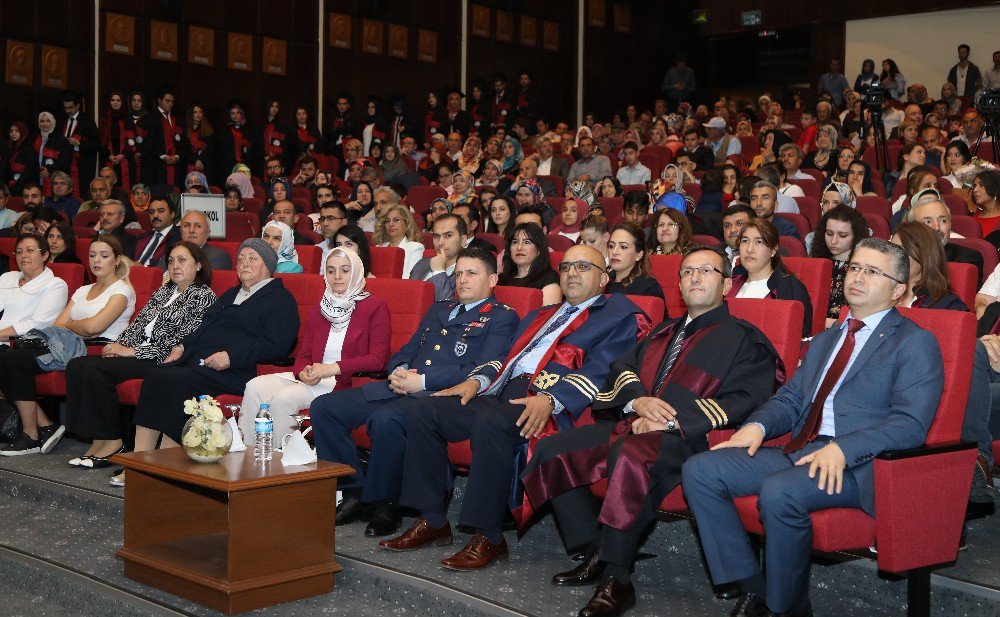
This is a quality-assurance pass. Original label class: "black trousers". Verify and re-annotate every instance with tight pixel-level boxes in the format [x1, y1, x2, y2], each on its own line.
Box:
[133, 365, 243, 443]
[64, 356, 157, 440]
[530, 422, 696, 571]
[399, 376, 531, 535]
[0, 348, 46, 402]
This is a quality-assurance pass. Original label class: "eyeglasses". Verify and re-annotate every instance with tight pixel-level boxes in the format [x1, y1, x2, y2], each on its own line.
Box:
[271, 177, 288, 184]
[558, 260, 605, 273]
[679, 265, 724, 278]
[847, 264, 905, 284]
[319, 215, 346, 222]
[14, 247, 40, 255]
[657, 221, 679, 229]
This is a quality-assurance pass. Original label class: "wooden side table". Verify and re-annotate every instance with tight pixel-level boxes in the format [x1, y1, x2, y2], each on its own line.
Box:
[112, 449, 353, 614]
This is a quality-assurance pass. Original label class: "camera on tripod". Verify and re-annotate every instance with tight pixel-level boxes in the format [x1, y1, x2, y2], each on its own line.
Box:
[978, 89, 1000, 118]
[864, 84, 888, 112]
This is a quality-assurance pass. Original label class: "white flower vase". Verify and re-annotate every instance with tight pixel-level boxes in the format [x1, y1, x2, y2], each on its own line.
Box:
[181, 415, 233, 463]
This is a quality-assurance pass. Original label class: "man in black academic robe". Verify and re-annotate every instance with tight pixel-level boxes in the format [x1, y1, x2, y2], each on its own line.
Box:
[521, 246, 781, 617]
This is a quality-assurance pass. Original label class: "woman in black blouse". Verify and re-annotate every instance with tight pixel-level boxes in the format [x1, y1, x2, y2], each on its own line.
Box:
[606, 222, 664, 300]
[498, 222, 562, 305]
[891, 221, 968, 310]
[809, 204, 870, 328]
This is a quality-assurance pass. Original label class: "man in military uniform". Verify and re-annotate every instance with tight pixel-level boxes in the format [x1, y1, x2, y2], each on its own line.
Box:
[310, 247, 520, 537]
[379, 245, 649, 571]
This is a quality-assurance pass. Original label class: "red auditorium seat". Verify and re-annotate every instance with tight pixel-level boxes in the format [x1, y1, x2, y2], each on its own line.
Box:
[775, 213, 810, 239]
[493, 285, 543, 318]
[733, 308, 976, 616]
[782, 257, 832, 336]
[7, 196, 24, 211]
[638, 151, 663, 177]
[291, 187, 311, 202]
[127, 266, 166, 314]
[683, 183, 702, 205]
[297, 245, 322, 274]
[73, 210, 100, 228]
[864, 213, 890, 239]
[370, 246, 404, 279]
[598, 197, 624, 224]
[546, 233, 575, 252]
[778, 236, 807, 258]
[950, 215, 983, 239]
[406, 186, 447, 215]
[421, 231, 435, 249]
[292, 197, 312, 215]
[648, 254, 684, 319]
[691, 234, 720, 246]
[210, 270, 239, 296]
[133, 211, 152, 231]
[949, 238, 998, 278]
[207, 241, 241, 270]
[946, 262, 977, 309]
[225, 211, 259, 242]
[787, 178, 821, 201]
[48, 262, 86, 298]
[475, 233, 505, 253]
[241, 197, 263, 214]
[943, 194, 970, 218]
[548, 251, 564, 272]
[644, 146, 672, 168]
[792, 196, 819, 229]
[626, 294, 666, 327]
[739, 136, 760, 158]
[857, 196, 891, 221]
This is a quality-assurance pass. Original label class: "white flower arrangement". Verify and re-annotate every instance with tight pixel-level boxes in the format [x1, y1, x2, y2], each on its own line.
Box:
[952, 158, 998, 188]
[181, 395, 232, 461]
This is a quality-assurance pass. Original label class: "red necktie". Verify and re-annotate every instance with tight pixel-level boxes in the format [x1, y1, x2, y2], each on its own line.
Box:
[784, 318, 865, 453]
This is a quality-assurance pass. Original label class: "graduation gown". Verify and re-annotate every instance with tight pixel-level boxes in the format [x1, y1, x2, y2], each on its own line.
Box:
[291, 124, 323, 160]
[140, 111, 186, 188]
[33, 133, 72, 195]
[61, 113, 99, 199]
[100, 113, 137, 191]
[220, 123, 253, 177]
[185, 126, 215, 184]
[4, 141, 39, 195]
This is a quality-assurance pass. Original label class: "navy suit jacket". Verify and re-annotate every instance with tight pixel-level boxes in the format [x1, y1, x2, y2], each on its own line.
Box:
[748, 308, 943, 515]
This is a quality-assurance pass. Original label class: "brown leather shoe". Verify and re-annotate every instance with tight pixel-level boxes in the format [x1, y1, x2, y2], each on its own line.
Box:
[440, 534, 509, 570]
[578, 576, 636, 617]
[552, 546, 605, 586]
[378, 519, 453, 552]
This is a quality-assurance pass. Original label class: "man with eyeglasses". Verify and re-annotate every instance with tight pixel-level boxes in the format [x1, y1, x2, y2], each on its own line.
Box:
[521, 245, 780, 616]
[683, 238, 943, 617]
[316, 201, 348, 262]
[381, 245, 647, 572]
[43, 171, 81, 220]
[907, 192, 983, 284]
[264, 156, 285, 183]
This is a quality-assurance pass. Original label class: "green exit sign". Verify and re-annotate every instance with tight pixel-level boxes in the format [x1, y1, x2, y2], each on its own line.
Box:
[692, 9, 709, 25]
[741, 10, 762, 27]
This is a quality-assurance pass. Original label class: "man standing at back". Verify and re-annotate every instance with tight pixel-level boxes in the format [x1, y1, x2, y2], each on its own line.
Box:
[682, 238, 943, 617]
[947, 44, 983, 101]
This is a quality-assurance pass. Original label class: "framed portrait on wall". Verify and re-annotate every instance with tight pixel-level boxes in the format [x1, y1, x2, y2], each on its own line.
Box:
[105, 13, 135, 56]
[41, 46, 67, 89]
[471, 5, 490, 38]
[263, 38, 286, 75]
[228, 33, 253, 71]
[613, 4, 631, 33]
[188, 26, 214, 66]
[329, 13, 351, 49]
[362, 19, 384, 55]
[543, 21, 559, 52]
[150, 21, 178, 61]
[388, 25, 408, 59]
[417, 30, 437, 64]
[588, 0, 606, 27]
[496, 10, 513, 42]
[520, 16, 537, 47]
[6, 40, 34, 86]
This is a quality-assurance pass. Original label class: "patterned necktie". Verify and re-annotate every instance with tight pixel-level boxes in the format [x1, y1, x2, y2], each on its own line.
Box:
[138, 231, 162, 266]
[492, 306, 579, 392]
[784, 318, 865, 453]
[652, 326, 686, 395]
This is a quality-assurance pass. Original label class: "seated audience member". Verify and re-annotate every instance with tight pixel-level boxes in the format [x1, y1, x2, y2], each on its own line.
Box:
[578, 214, 611, 264]
[721, 203, 754, 264]
[333, 224, 374, 277]
[452, 203, 498, 255]
[568, 136, 612, 183]
[424, 197, 451, 231]
[345, 180, 376, 228]
[721, 164, 741, 208]
[0, 236, 134, 456]
[0, 187, 18, 231]
[184, 171, 209, 193]
[941, 141, 972, 190]
[811, 204, 870, 327]
[499, 223, 562, 304]
[175, 209, 232, 271]
[374, 204, 426, 278]
[223, 185, 243, 212]
[647, 208, 691, 255]
[262, 221, 304, 274]
[551, 198, 583, 242]
[696, 170, 724, 213]
[886, 143, 927, 198]
[846, 159, 878, 198]
[679, 129, 715, 172]
[522, 246, 780, 616]
[779, 143, 811, 181]
[359, 187, 401, 234]
[729, 219, 813, 337]
[0, 233, 68, 348]
[890, 222, 967, 310]
[132, 195, 181, 266]
[750, 129, 792, 173]
[259, 176, 290, 225]
[95, 200, 137, 257]
[77, 177, 110, 214]
[805, 182, 856, 253]
[317, 201, 349, 262]
[566, 180, 600, 215]
[907, 192, 983, 283]
[239, 248, 390, 444]
[616, 141, 651, 185]
[64, 242, 216, 468]
[621, 190, 650, 228]
[972, 170, 1000, 239]
[46, 222, 82, 264]
[889, 168, 939, 231]
[121, 240, 299, 486]
[129, 183, 151, 214]
[756, 164, 801, 214]
[21, 184, 45, 212]
[44, 171, 82, 220]
[311, 247, 521, 537]
[379, 245, 647, 570]
[270, 200, 314, 246]
[606, 222, 665, 300]
[801, 125, 839, 177]
[513, 179, 557, 227]
[749, 181, 799, 239]
[829, 146, 857, 184]
[682, 238, 943, 617]
[408, 213, 468, 301]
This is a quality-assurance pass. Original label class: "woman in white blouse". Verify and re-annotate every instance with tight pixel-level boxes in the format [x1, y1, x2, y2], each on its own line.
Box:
[372, 204, 425, 278]
[0, 234, 136, 456]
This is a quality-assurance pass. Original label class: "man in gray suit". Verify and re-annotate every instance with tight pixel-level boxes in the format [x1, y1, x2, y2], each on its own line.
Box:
[408, 213, 468, 302]
[683, 238, 944, 617]
[157, 209, 233, 271]
[535, 136, 569, 181]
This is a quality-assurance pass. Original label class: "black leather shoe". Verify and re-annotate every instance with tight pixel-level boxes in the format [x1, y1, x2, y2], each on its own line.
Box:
[767, 601, 813, 617]
[553, 546, 605, 586]
[731, 592, 768, 617]
[715, 582, 741, 599]
[578, 576, 635, 617]
[365, 502, 402, 537]
[336, 496, 373, 526]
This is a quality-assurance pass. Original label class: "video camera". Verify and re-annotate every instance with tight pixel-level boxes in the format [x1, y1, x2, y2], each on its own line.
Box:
[864, 84, 888, 112]
[978, 89, 1000, 118]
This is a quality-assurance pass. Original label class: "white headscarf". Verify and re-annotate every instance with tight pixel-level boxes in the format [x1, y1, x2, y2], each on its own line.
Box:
[37, 111, 55, 138]
[320, 247, 370, 328]
[262, 221, 298, 265]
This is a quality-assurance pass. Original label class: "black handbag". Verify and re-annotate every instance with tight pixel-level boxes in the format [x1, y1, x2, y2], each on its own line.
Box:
[0, 399, 21, 442]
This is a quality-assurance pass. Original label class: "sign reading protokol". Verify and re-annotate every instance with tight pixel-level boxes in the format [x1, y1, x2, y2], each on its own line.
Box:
[180, 193, 227, 239]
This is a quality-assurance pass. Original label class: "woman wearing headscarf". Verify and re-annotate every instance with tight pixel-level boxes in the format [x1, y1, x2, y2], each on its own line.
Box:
[417, 142, 449, 184]
[476, 159, 503, 188]
[447, 170, 478, 207]
[378, 143, 409, 187]
[500, 137, 524, 175]
[362, 97, 387, 157]
[99, 89, 136, 192]
[456, 136, 484, 177]
[129, 183, 151, 214]
[225, 171, 254, 199]
[565, 179, 599, 213]
[342, 138, 364, 180]
[804, 181, 858, 253]
[551, 197, 583, 242]
[262, 221, 303, 274]
[184, 171, 209, 193]
[34, 111, 72, 191]
[185, 101, 214, 184]
[238, 247, 389, 444]
[291, 106, 323, 162]
[854, 59, 877, 94]
[802, 125, 840, 178]
[513, 178, 555, 226]
[4, 121, 39, 196]
[127, 90, 148, 188]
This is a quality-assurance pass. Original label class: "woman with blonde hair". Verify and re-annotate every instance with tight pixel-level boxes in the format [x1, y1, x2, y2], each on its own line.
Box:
[373, 204, 425, 277]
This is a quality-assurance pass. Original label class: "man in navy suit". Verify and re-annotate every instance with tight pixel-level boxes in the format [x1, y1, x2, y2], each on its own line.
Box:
[131, 195, 181, 266]
[310, 247, 520, 537]
[682, 238, 944, 617]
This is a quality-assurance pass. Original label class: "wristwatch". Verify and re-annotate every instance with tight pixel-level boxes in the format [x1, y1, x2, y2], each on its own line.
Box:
[538, 392, 556, 410]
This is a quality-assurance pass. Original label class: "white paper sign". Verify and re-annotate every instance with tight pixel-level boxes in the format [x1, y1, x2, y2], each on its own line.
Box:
[180, 193, 227, 239]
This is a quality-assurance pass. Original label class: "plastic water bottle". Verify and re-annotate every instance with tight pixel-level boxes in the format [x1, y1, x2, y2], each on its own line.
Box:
[254, 403, 273, 462]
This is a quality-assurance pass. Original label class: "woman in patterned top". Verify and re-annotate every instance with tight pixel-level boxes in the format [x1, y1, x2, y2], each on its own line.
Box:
[809, 205, 870, 328]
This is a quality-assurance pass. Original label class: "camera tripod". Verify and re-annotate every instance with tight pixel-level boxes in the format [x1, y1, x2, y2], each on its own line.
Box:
[857, 110, 890, 180]
[972, 112, 1000, 164]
